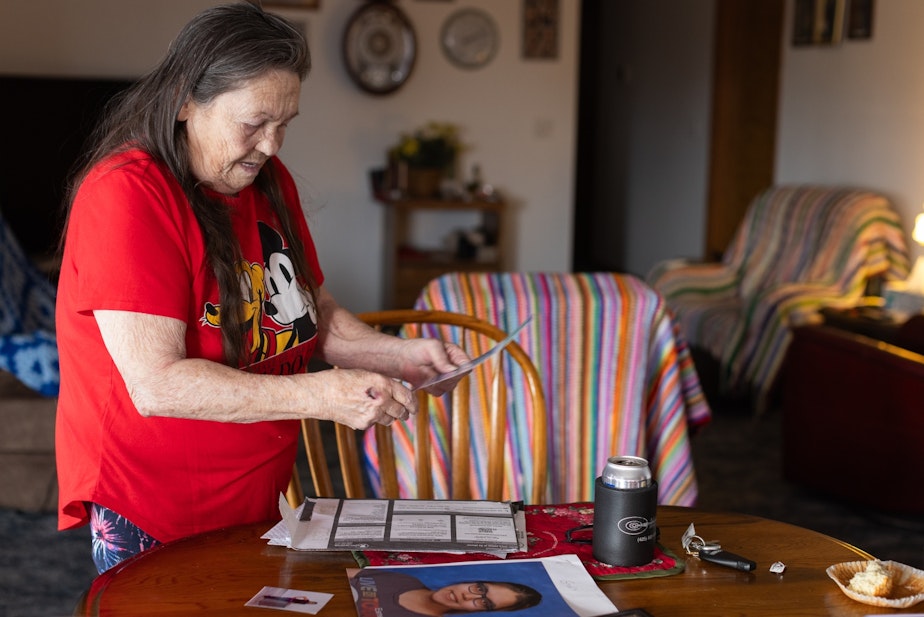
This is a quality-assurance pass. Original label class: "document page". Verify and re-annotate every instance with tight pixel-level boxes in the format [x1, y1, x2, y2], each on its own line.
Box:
[265, 496, 523, 553]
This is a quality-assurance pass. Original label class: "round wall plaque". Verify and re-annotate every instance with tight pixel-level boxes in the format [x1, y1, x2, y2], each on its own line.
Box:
[342, 1, 417, 95]
[441, 8, 499, 69]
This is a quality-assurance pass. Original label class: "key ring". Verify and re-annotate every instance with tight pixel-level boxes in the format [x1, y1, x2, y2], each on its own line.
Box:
[681, 522, 707, 555]
[681, 522, 718, 555]
[681, 529, 720, 556]
[681, 522, 756, 572]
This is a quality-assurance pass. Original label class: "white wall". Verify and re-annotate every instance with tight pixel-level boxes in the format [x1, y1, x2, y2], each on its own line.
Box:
[0, 0, 579, 312]
[777, 0, 922, 259]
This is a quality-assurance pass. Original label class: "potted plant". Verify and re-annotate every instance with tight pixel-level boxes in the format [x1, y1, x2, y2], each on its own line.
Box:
[390, 122, 461, 198]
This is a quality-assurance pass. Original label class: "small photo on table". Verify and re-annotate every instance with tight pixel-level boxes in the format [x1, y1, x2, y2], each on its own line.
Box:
[245, 586, 332, 613]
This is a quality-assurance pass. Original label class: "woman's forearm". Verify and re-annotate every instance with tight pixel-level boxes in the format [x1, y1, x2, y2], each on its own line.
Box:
[94, 308, 413, 428]
[312, 286, 405, 375]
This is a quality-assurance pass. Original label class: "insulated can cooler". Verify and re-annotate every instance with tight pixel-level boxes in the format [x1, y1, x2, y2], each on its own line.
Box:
[592, 455, 658, 566]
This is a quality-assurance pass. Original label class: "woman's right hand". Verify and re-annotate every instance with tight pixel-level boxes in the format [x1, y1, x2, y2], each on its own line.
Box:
[307, 368, 417, 430]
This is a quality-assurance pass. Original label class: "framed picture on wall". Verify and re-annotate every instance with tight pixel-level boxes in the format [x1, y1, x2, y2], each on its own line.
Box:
[523, 0, 558, 59]
[846, 0, 874, 39]
[792, 0, 845, 46]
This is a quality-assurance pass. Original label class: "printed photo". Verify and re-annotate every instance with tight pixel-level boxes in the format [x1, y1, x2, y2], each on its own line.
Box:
[347, 555, 617, 617]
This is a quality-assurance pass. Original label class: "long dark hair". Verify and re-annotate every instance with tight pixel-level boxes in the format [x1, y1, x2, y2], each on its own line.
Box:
[64, 2, 314, 367]
[492, 581, 542, 612]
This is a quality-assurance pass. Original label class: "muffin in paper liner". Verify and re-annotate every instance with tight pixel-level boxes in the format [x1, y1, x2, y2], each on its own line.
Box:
[827, 560, 924, 608]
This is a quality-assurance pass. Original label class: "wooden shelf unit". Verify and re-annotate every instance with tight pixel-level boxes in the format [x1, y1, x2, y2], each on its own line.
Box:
[377, 195, 506, 308]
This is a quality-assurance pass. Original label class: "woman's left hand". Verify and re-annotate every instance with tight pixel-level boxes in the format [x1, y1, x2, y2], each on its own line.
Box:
[397, 339, 470, 396]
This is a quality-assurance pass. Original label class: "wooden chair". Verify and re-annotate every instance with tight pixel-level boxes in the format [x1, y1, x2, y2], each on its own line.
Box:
[411, 272, 713, 506]
[286, 309, 548, 507]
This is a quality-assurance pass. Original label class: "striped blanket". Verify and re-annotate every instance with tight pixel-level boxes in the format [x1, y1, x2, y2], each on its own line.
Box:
[648, 185, 909, 404]
[362, 272, 711, 506]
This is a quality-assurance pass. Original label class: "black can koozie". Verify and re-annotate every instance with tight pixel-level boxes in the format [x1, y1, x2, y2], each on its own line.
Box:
[592, 475, 658, 566]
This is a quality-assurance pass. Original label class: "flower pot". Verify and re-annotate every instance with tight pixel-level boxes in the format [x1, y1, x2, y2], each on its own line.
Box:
[406, 167, 443, 199]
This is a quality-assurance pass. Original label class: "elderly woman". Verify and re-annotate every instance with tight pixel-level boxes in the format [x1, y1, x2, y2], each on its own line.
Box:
[55, 3, 467, 573]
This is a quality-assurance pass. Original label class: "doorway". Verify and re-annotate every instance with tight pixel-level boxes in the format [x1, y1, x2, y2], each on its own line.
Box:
[573, 0, 784, 272]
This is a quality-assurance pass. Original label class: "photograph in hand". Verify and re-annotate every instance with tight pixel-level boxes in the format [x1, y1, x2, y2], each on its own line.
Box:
[413, 317, 532, 391]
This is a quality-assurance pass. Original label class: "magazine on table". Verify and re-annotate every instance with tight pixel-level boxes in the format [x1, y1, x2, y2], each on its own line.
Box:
[347, 554, 618, 617]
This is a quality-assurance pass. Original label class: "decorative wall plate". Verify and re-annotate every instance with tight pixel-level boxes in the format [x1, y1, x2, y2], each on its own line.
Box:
[342, 1, 417, 95]
[441, 8, 499, 69]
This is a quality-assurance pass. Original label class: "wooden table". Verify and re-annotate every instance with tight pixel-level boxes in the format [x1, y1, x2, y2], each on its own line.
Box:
[75, 506, 919, 616]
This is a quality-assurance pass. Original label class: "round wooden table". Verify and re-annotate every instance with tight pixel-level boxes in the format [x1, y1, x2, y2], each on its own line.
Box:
[75, 506, 918, 616]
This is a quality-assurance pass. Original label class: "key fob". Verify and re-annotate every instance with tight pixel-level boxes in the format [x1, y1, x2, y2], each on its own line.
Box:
[699, 547, 756, 572]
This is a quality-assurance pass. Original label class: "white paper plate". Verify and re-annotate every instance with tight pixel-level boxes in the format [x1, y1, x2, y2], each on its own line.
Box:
[827, 560, 924, 608]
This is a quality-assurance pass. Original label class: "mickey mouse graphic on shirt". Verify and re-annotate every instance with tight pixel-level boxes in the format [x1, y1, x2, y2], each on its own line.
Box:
[200, 222, 318, 369]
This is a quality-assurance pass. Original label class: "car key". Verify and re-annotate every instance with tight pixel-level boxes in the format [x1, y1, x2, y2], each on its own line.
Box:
[698, 546, 756, 572]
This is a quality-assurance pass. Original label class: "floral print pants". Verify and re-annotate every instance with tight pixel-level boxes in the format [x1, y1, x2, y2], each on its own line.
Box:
[89, 503, 161, 573]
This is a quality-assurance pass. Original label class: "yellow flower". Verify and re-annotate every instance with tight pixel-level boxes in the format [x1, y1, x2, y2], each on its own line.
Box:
[391, 122, 462, 169]
[399, 138, 420, 159]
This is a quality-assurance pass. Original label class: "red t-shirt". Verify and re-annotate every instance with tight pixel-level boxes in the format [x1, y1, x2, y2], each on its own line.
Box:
[55, 150, 324, 542]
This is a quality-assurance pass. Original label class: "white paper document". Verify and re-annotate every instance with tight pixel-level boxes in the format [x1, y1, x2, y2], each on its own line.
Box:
[264, 494, 526, 554]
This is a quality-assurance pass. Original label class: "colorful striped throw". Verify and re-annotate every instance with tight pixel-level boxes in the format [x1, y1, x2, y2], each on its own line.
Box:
[648, 185, 909, 406]
[362, 272, 711, 506]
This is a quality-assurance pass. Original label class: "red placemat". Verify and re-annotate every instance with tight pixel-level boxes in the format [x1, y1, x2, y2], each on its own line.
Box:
[354, 502, 684, 581]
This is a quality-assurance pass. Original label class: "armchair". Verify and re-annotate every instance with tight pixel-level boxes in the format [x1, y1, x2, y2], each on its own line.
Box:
[648, 185, 909, 406]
